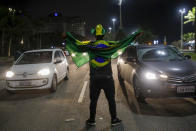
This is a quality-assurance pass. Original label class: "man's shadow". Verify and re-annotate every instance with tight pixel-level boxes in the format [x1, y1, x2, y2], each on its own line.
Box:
[118, 77, 196, 117]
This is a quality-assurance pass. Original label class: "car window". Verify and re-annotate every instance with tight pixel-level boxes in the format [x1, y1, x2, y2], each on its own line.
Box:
[59, 51, 65, 60]
[139, 47, 185, 62]
[15, 51, 52, 65]
[127, 47, 136, 58]
[54, 51, 61, 61]
[121, 47, 136, 58]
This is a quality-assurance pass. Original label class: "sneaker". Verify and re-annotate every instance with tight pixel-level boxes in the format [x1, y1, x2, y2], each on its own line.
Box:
[86, 119, 96, 126]
[111, 118, 122, 126]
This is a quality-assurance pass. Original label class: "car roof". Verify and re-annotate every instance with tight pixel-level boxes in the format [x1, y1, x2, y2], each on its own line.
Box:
[24, 48, 62, 53]
[133, 44, 169, 49]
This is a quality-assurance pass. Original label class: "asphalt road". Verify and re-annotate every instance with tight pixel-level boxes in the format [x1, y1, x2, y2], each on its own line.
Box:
[0, 61, 196, 131]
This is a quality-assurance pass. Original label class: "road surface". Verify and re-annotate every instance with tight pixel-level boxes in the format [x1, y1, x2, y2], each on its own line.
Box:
[0, 60, 196, 131]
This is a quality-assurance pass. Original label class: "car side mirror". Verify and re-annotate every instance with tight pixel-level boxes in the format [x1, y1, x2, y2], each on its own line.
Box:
[185, 55, 191, 59]
[65, 51, 69, 56]
[54, 59, 62, 64]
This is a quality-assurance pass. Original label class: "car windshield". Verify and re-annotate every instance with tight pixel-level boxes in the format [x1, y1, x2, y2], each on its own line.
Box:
[138, 47, 185, 62]
[16, 51, 52, 65]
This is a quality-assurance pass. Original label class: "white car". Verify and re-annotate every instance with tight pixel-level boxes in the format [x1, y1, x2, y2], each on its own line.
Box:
[5, 49, 69, 93]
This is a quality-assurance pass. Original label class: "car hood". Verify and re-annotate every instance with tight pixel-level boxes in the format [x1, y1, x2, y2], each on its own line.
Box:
[11, 63, 53, 75]
[142, 60, 196, 77]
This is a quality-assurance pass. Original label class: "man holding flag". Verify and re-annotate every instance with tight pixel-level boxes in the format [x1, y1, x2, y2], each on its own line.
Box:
[64, 24, 141, 126]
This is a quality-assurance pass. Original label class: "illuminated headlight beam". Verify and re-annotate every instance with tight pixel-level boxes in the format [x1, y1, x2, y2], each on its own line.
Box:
[38, 68, 50, 76]
[145, 72, 157, 80]
[160, 74, 168, 79]
[6, 71, 14, 78]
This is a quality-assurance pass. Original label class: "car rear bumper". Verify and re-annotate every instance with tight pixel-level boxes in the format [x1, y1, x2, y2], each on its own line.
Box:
[140, 81, 196, 98]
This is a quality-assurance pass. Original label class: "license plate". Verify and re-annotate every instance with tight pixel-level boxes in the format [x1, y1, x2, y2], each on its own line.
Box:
[177, 86, 195, 93]
[19, 81, 32, 86]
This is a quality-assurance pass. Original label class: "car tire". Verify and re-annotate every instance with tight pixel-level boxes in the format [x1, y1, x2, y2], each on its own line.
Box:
[133, 77, 146, 103]
[50, 75, 57, 93]
[64, 67, 69, 80]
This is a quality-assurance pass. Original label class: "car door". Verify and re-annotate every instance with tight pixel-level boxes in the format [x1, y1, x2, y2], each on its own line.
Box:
[59, 50, 68, 78]
[54, 51, 63, 81]
[124, 46, 137, 84]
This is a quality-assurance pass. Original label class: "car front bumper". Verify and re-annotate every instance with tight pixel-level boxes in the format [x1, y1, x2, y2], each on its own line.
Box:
[6, 78, 52, 91]
[140, 80, 196, 98]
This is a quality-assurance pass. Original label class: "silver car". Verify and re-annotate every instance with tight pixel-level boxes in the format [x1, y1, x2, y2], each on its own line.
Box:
[117, 45, 196, 103]
[6, 49, 69, 93]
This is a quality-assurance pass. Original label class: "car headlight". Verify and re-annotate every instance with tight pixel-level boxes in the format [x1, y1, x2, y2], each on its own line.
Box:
[159, 74, 168, 79]
[38, 68, 50, 76]
[6, 71, 14, 78]
[145, 72, 157, 80]
[160, 74, 168, 79]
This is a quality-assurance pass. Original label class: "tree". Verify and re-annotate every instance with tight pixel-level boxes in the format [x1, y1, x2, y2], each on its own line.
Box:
[135, 29, 156, 44]
[171, 40, 181, 49]
[0, 7, 34, 56]
[0, 7, 9, 56]
[183, 32, 195, 42]
[184, 5, 196, 52]
[104, 32, 113, 41]
[184, 7, 195, 24]
[115, 29, 127, 41]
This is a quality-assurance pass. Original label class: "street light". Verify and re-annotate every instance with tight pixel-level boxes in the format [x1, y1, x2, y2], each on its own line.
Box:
[20, 36, 24, 45]
[153, 40, 159, 45]
[118, 0, 123, 29]
[8, 8, 16, 15]
[179, 8, 186, 50]
[112, 18, 116, 29]
[108, 27, 112, 33]
[112, 18, 116, 33]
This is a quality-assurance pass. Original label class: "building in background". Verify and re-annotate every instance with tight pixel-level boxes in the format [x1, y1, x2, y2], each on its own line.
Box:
[37, 11, 86, 48]
[44, 11, 85, 36]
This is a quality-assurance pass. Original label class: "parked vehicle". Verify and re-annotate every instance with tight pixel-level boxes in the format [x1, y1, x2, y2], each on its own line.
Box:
[6, 49, 69, 93]
[117, 45, 196, 103]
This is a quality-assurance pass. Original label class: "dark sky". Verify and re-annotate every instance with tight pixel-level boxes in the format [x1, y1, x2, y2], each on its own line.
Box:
[0, 0, 195, 43]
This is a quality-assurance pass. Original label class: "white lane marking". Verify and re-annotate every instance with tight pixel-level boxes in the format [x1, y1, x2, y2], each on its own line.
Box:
[78, 81, 88, 103]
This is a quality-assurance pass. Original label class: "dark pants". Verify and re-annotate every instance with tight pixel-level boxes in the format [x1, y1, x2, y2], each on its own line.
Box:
[89, 76, 117, 120]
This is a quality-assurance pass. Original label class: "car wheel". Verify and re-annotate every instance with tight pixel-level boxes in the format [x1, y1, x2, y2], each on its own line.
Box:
[133, 77, 146, 103]
[64, 67, 69, 80]
[50, 75, 57, 93]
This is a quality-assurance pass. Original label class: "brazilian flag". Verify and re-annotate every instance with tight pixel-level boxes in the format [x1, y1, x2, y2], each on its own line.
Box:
[65, 30, 142, 68]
